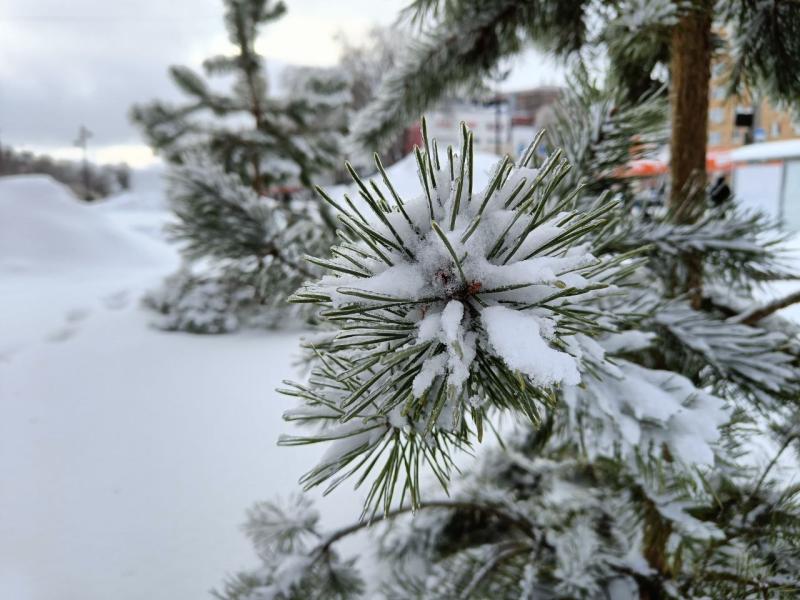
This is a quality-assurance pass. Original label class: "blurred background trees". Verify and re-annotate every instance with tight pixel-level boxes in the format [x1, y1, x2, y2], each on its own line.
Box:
[0, 143, 130, 200]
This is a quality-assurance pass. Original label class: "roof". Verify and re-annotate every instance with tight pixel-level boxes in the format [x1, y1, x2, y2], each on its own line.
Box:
[729, 139, 800, 162]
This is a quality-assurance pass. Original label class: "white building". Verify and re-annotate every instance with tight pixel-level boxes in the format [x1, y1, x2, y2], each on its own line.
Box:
[422, 104, 513, 156]
[730, 139, 800, 229]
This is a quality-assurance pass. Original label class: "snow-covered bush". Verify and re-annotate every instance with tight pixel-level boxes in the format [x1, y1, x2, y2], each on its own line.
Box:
[143, 268, 243, 334]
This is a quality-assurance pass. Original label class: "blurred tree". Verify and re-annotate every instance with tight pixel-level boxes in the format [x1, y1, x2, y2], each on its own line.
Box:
[133, 0, 352, 333]
[336, 26, 407, 164]
[131, 0, 349, 195]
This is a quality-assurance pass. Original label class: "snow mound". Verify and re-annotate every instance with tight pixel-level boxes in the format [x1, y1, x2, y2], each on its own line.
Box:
[95, 165, 169, 212]
[0, 175, 164, 273]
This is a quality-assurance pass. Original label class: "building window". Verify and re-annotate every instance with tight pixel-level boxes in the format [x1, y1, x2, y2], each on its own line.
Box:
[712, 87, 726, 101]
[712, 63, 725, 78]
[771, 122, 782, 138]
[710, 108, 724, 124]
[708, 132, 722, 146]
[794, 119, 800, 135]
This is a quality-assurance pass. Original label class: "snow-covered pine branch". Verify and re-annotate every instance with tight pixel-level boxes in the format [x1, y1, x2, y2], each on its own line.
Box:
[604, 203, 798, 285]
[212, 495, 364, 600]
[736, 289, 800, 327]
[545, 64, 668, 198]
[654, 302, 800, 409]
[279, 120, 659, 516]
[220, 73, 800, 599]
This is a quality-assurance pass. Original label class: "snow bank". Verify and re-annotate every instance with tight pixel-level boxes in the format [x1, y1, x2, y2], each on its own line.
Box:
[94, 165, 169, 212]
[0, 176, 359, 600]
[0, 175, 164, 273]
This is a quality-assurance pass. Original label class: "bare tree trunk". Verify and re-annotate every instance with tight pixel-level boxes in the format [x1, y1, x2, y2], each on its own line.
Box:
[669, 1, 712, 308]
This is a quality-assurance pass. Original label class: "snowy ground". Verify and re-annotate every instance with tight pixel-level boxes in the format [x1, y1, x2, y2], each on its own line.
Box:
[0, 172, 365, 600]
[3, 165, 800, 600]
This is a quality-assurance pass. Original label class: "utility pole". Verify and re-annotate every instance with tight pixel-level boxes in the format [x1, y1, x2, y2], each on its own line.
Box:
[494, 90, 502, 156]
[74, 125, 93, 201]
[489, 68, 510, 156]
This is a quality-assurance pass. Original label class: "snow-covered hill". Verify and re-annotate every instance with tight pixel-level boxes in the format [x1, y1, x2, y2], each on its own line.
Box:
[0, 175, 164, 274]
[0, 174, 362, 600]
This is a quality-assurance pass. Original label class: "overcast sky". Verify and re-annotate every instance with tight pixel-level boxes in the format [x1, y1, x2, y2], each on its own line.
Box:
[0, 0, 564, 166]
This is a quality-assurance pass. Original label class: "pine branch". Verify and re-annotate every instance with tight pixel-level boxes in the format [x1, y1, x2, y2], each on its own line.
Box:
[546, 64, 667, 198]
[700, 569, 800, 594]
[283, 123, 648, 514]
[736, 289, 800, 326]
[723, 0, 800, 105]
[314, 500, 535, 555]
[655, 302, 800, 407]
[747, 434, 799, 508]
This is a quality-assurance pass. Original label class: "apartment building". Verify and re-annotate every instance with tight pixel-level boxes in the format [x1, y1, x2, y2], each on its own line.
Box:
[707, 63, 800, 151]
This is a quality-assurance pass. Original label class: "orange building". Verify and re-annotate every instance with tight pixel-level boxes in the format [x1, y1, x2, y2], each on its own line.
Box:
[707, 62, 800, 151]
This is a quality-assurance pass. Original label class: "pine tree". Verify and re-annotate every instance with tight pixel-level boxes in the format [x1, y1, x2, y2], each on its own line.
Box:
[215, 68, 800, 599]
[133, 0, 350, 332]
[142, 156, 331, 333]
[131, 0, 349, 193]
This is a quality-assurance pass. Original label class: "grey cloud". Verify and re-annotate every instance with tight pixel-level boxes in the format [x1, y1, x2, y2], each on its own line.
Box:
[0, 0, 225, 148]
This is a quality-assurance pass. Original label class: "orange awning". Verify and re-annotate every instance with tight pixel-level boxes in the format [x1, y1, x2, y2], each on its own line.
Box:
[618, 159, 668, 178]
[706, 150, 733, 172]
[620, 151, 733, 178]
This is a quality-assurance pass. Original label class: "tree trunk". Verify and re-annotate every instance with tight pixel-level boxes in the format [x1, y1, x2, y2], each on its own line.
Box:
[639, 501, 673, 600]
[669, 1, 712, 308]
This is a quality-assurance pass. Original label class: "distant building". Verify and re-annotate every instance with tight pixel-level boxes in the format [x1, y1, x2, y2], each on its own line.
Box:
[423, 103, 512, 155]
[500, 86, 563, 124]
[729, 140, 800, 230]
[707, 55, 800, 151]
[404, 86, 563, 158]
[499, 86, 563, 157]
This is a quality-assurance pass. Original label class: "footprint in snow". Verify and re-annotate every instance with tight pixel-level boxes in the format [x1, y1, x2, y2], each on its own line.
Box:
[46, 327, 78, 343]
[103, 290, 130, 310]
[65, 307, 91, 322]
[0, 344, 22, 362]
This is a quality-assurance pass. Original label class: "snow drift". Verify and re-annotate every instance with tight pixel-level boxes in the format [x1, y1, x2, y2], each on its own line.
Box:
[0, 175, 164, 273]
